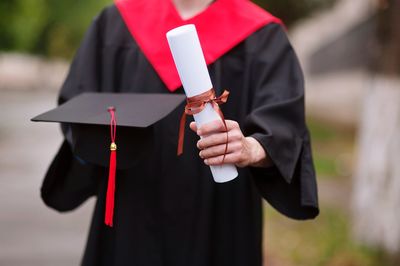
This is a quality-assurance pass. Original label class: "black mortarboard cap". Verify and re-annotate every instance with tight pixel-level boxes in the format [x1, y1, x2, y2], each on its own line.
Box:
[32, 92, 185, 169]
[33, 92, 185, 227]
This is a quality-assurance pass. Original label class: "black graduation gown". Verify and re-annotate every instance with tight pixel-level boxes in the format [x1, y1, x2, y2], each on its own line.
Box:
[41, 5, 318, 266]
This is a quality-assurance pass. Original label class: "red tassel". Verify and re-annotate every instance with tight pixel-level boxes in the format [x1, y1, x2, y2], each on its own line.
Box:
[105, 107, 117, 227]
[105, 144, 116, 226]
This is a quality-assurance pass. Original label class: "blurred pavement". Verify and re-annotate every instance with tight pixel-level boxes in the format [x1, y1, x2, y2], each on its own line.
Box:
[0, 90, 94, 266]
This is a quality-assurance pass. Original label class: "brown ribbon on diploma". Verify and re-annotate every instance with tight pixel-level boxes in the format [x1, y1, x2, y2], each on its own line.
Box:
[178, 88, 230, 163]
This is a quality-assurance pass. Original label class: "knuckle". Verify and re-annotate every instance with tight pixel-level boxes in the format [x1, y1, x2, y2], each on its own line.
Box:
[234, 141, 243, 150]
[227, 120, 238, 130]
[230, 130, 241, 140]
[227, 142, 238, 152]
[226, 119, 236, 126]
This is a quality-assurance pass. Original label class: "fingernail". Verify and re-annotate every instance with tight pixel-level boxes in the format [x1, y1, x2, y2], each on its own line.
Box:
[204, 159, 208, 165]
[199, 151, 203, 158]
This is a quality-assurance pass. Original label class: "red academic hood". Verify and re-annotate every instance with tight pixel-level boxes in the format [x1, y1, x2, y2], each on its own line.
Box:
[115, 0, 282, 91]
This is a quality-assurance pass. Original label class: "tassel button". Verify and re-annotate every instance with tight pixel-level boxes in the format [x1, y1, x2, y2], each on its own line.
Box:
[110, 142, 117, 151]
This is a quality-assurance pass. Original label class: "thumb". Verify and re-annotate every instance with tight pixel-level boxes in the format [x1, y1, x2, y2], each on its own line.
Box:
[189, 122, 198, 133]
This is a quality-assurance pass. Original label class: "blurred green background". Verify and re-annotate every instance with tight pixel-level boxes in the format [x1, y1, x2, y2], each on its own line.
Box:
[0, 0, 335, 59]
[0, 0, 111, 58]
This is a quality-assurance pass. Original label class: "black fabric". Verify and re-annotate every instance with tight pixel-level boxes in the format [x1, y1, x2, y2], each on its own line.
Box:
[41, 5, 319, 266]
[41, 140, 100, 212]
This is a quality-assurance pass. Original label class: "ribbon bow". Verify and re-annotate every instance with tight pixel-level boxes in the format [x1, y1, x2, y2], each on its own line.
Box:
[178, 88, 230, 162]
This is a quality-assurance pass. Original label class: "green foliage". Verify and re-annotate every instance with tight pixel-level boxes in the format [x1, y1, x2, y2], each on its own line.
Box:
[0, 0, 112, 58]
[264, 206, 392, 266]
[307, 118, 355, 179]
[0, 0, 336, 58]
[41, 0, 112, 58]
[313, 156, 338, 177]
[0, 0, 49, 52]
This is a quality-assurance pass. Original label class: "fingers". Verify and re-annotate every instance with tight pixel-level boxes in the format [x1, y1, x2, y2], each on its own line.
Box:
[197, 129, 242, 149]
[203, 152, 247, 167]
[197, 120, 239, 136]
[192, 119, 247, 167]
[199, 141, 241, 159]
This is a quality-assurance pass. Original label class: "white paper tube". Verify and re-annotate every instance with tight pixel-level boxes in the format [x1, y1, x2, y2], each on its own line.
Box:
[167, 24, 238, 183]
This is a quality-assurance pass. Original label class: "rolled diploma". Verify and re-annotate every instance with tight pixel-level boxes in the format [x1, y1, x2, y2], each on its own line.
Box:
[167, 24, 238, 183]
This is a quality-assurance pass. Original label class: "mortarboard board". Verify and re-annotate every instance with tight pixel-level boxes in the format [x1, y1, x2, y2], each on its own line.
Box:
[32, 92, 185, 226]
[32, 92, 185, 168]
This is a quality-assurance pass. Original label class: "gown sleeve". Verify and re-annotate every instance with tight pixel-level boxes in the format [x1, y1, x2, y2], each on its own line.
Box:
[243, 24, 319, 220]
[41, 13, 106, 212]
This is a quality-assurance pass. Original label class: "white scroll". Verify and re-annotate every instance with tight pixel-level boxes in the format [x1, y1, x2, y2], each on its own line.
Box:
[167, 24, 238, 183]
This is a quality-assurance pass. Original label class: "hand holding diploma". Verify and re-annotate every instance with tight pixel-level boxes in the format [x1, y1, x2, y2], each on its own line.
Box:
[190, 120, 272, 168]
